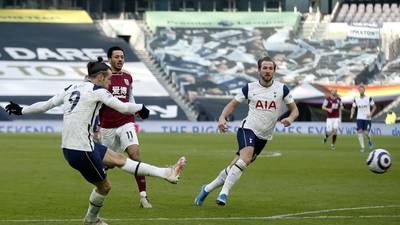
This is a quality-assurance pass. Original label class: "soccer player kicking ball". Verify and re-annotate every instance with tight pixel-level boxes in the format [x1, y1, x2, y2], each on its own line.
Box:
[194, 56, 298, 206]
[322, 88, 343, 150]
[350, 84, 377, 152]
[5, 57, 186, 225]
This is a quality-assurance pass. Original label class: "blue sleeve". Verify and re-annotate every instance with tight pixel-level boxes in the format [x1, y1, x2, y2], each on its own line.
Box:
[283, 85, 290, 99]
[242, 83, 249, 99]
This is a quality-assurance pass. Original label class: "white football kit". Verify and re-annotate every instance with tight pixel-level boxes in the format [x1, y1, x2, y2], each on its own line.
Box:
[352, 96, 375, 120]
[21, 81, 143, 152]
[235, 81, 294, 140]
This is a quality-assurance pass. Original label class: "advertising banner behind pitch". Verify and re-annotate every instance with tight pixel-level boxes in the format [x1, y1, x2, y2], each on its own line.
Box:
[0, 121, 399, 136]
[145, 11, 301, 32]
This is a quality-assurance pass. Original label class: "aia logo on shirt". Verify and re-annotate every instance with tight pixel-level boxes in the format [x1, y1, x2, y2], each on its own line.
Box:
[255, 100, 276, 110]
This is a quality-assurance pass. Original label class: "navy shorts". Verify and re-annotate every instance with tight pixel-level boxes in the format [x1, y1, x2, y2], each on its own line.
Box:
[63, 142, 108, 183]
[356, 119, 371, 131]
[236, 128, 267, 162]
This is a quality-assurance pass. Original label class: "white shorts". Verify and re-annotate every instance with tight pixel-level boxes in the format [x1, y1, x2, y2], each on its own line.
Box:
[326, 118, 340, 132]
[99, 122, 139, 153]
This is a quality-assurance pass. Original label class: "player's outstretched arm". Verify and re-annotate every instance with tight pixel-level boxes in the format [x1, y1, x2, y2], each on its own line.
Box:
[281, 102, 299, 127]
[218, 99, 239, 133]
[5, 92, 64, 115]
[100, 90, 148, 117]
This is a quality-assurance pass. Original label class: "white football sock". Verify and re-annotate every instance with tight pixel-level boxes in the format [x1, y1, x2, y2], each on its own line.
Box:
[205, 166, 230, 192]
[358, 133, 365, 148]
[220, 159, 247, 196]
[85, 189, 105, 222]
[121, 158, 168, 178]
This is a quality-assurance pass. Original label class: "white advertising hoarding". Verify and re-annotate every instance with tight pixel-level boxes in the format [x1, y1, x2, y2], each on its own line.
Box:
[347, 25, 380, 39]
[0, 121, 399, 136]
[327, 23, 381, 39]
[0, 61, 168, 97]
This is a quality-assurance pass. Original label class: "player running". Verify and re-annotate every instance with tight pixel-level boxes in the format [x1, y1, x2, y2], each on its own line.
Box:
[350, 84, 377, 152]
[98, 46, 152, 208]
[194, 56, 298, 206]
[5, 57, 186, 225]
[322, 88, 343, 150]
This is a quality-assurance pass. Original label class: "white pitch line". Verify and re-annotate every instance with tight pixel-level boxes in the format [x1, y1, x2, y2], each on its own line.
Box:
[1, 205, 399, 223]
[269, 204, 400, 218]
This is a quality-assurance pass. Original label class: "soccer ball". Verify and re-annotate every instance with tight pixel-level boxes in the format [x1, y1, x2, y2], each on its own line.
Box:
[366, 149, 392, 174]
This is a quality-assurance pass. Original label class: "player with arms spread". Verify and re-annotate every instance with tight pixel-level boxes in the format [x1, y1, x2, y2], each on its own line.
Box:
[350, 84, 377, 152]
[194, 56, 299, 206]
[5, 57, 186, 225]
[322, 88, 343, 150]
[98, 46, 152, 208]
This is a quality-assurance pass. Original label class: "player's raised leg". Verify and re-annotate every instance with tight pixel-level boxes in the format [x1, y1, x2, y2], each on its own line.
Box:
[103, 149, 186, 183]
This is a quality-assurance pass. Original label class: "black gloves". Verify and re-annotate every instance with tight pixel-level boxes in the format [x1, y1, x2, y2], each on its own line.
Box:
[136, 105, 150, 119]
[5, 101, 23, 115]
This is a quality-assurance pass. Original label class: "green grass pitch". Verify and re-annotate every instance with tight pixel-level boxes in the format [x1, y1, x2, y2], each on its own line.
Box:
[0, 133, 399, 225]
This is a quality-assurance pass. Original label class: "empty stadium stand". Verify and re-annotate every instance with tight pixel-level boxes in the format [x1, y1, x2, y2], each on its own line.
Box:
[335, 2, 400, 23]
[143, 8, 400, 121]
